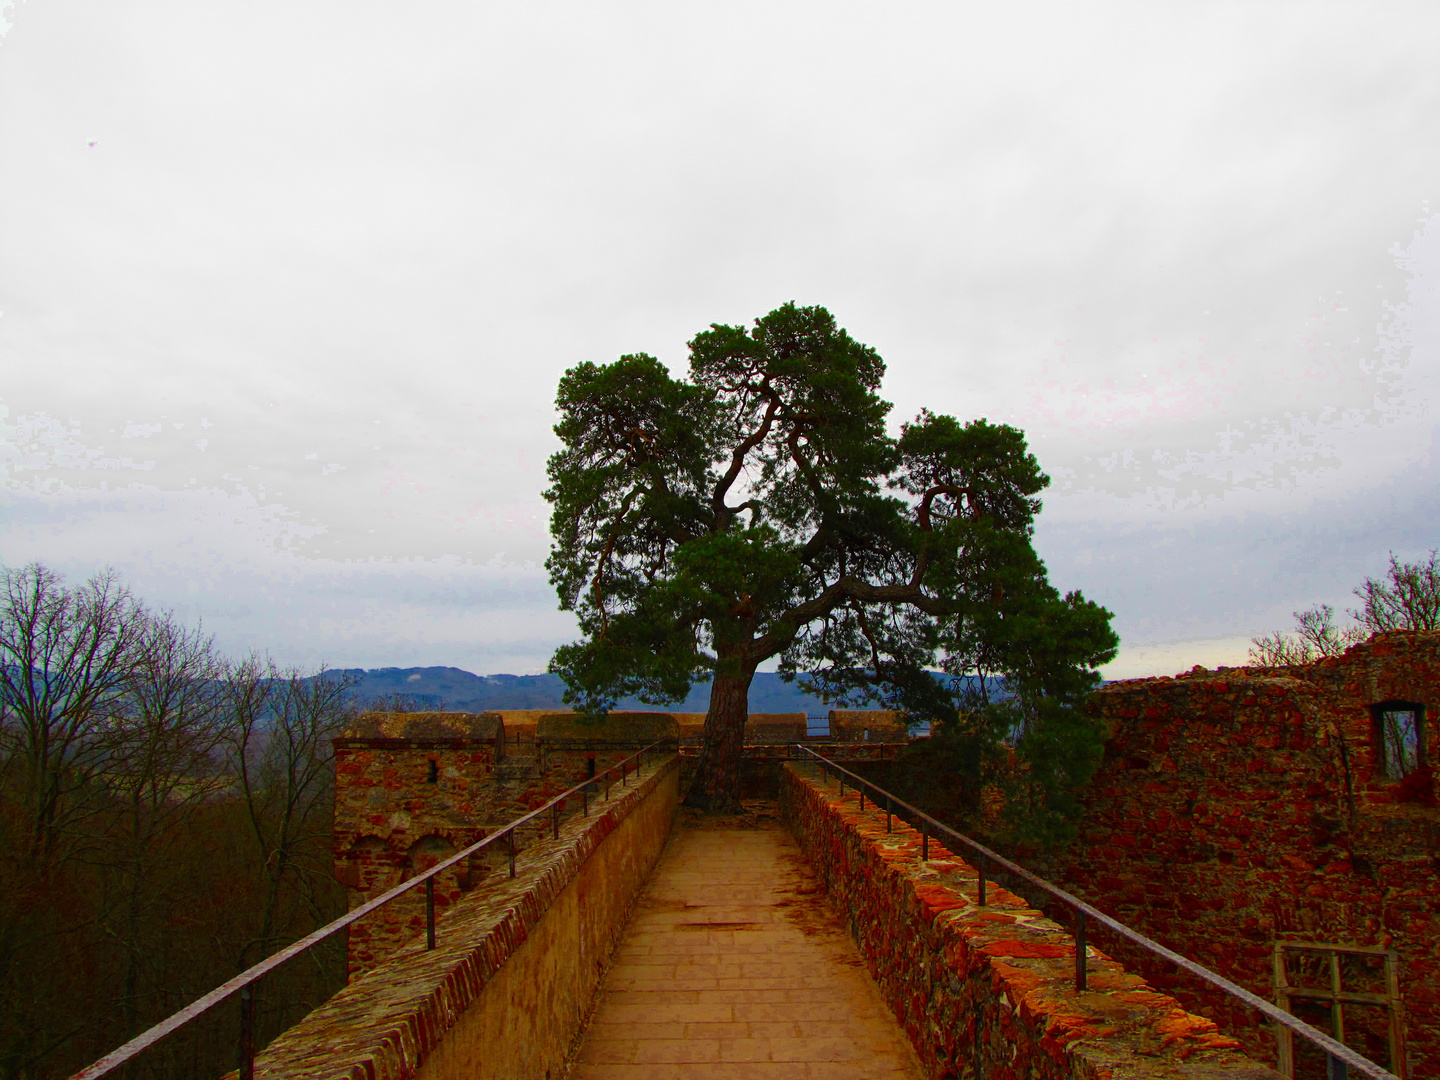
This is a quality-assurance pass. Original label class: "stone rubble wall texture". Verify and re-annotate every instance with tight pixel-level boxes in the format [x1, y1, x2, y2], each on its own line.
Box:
[334, 713, 508, 975]
[333, 710, 902, 973]
[230, 753, 680, 1080]
[831, 709, 909, 741]
[780, 763, 1280, 1080]
[334, 711, 671, 975]
[1061, 630, 1440, 1079]
[678, 741, 910, 801]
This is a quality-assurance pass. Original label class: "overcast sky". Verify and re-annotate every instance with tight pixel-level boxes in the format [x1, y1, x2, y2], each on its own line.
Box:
[1, 0, 1437, 681]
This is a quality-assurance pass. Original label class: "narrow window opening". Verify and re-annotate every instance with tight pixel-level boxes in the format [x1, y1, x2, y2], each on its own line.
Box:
[426, 759, 439, 784]
[1369, 701, 1426, 780]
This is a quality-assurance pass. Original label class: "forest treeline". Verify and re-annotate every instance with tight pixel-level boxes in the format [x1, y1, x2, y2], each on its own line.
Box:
[0, 563, 356, 1080]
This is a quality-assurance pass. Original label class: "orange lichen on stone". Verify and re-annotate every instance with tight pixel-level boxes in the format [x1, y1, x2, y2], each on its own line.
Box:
[981, 939, 1074, 959]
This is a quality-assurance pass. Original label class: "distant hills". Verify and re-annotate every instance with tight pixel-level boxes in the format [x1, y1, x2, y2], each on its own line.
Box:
[339, 667, 832, 714]
[339, 667, 1006, 715]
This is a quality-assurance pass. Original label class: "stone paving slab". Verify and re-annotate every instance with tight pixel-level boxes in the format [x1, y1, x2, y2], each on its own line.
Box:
[569, 803, 924, 1080]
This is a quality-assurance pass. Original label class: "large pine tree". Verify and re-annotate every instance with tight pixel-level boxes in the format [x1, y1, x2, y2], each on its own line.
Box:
[545, 303, 1116, 812]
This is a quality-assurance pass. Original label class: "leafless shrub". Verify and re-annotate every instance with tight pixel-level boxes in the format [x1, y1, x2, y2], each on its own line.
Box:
[0, 563, 149, 865]
[1249, 604, 1368, 666]
[1350, 549, 1440, 632]
[1249, 549, 1440, 666]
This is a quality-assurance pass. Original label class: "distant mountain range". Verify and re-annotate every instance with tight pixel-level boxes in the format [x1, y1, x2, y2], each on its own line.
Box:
[338, 667, 1007, 715]
[337, 667, 832, 714]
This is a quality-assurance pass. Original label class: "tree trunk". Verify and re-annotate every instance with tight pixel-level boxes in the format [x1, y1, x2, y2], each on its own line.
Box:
[683, 667, 753, 813]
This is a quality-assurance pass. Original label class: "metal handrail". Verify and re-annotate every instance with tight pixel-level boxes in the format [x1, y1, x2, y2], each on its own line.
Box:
[70, 741, 674, 1080]
[790, 745, 1398, 1080]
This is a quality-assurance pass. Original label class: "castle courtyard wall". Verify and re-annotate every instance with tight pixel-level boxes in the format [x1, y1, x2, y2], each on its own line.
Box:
[1061, 631, 1440, 1078]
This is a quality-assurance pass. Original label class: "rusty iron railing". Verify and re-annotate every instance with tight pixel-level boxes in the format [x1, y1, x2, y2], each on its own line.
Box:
[792, 745, 1399, 1080]
[70, 742, 673, 1080]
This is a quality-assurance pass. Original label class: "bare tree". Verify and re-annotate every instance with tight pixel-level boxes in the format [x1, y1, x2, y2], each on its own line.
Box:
[0, 566, 356, 1079]
[101, 611, 227, 1046]
[1350, 549, 1440, 632]
[362, 691, 442, 714]
[0, 564, 154, 1079]
[1249, 604, 1368, 666]
[1250, 550, 1440, 665]
[223, 659, 357, 968]
[0, 563, 149, 865]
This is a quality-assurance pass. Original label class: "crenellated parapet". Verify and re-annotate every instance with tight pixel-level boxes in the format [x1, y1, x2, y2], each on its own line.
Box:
[333, 711, 508, 975]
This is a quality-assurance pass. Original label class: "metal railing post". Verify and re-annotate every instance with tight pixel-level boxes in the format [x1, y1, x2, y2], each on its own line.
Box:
[886, 796, 892, 833]
[552, 800, 560, 840]
[978, 863, 987, 906]
[921, 819, 928, 861]
[238, 983, 255, 1080]
[859, 786, 865, 811]
[1328, 1054, 1349, 1080]
[425, 877, 436, 950]
[1075, 910, 1087, 991]
[507, 827, 515, 879]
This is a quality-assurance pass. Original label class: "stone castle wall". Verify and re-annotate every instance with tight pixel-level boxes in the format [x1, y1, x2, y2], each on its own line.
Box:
[782, 762, 1279, 1079]
[241, 754, 680, 1080]
[1060, 630, 1440, 1078]
[333, 711, 678, 974]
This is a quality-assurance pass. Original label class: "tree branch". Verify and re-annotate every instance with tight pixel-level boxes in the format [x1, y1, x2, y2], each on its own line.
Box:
[749, 576, 949, 662]
[711, 384, 779, 526]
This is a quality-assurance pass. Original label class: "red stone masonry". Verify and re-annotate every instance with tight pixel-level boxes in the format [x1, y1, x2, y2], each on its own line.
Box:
[781, 763, 1278, 1080]
[1061, 630, 1440, 1078]
[334, 713, 509, 975]
[232, 753, 680, 1080]
[533, 711, 680, 794]
[335, 711, 681, 975]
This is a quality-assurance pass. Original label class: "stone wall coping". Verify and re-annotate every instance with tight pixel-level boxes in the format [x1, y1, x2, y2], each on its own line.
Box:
[1098, 629, 1440, 687]
[829, 709, 907, 730]
[1092, 673, 1315, 695]
[678, 742, 909, 760]
[333, 737, 503, 751]
[233, 754, 679, 1080]
[535, 711, 679, 743]
[783, 764, 1280, 1079]
[343, 711, 503, 741]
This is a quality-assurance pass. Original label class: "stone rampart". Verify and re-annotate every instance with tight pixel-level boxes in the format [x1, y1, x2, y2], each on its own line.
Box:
[533, 711, 679, 803]
[236, 752, 679, 1080]
[830, 708, 908, 741]
[678, 742, 908, 801]
[1061, 634, 1440, 1077]
[334, 712, 506, 974]
[780, 762, 1278, 1080]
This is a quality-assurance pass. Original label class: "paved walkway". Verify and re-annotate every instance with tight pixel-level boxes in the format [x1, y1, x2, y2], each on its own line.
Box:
[569, 804, 925, 1080]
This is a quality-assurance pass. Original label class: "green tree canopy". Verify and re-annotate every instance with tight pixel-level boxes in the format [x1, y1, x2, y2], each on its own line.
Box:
[545, 303, 1117, 813]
